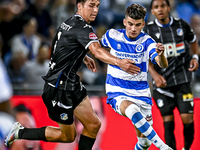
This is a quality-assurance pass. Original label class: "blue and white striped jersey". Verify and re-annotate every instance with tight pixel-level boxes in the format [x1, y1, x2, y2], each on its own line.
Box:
[101, 29, 158, 105]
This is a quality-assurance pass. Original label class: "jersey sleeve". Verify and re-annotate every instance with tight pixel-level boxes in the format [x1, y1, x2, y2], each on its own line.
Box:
[101, 29, 112, 48]
[181, 19, 196, 43]
[77, 25, 99, 50]
[146, 37, 158, 64]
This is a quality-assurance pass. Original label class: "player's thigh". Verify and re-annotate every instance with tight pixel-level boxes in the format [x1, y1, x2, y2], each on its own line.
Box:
[153, 89, 175, 116]
[74, 96, 100, 127]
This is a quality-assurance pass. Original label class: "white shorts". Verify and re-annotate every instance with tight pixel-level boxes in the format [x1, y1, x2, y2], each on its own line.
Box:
[109, 96, 153, 125]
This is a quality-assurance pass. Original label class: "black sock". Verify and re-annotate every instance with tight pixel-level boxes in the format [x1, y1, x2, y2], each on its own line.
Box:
[19, 127, 47, 141]
[78, 134, 96, 150]
[164, 121, 176, 150]
[184, 122, 194, 150]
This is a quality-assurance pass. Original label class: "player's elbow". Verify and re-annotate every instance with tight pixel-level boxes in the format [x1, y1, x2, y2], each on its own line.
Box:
[92, 49, 103, 60]
[160, 61, 168, 68]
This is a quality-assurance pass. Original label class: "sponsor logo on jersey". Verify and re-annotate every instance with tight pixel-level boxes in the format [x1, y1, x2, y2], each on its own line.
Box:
[60, 22, 72, 31]
[183, 93, 193, 101]
[115, 52, 144, 60]
[163, 42, 185, 58]
[83, 24, 92, 29]
[135, 44, 144, 52]
[157, 99, 164, 107]
[60, 113, 68, 120]
[176, 28, 183, 36]
[89, 33, 97, 40]
[176, 42, 184, 53]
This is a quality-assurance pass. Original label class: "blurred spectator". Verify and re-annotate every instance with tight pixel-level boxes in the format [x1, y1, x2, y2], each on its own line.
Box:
[21, 0, 53, 43]
[10, 16, 41, 62]
[0, 57, 15, 150]
[7, 51, 27, 85]
[0, 0, 27, 60]
[190, 14, 200, 46]
[192, 0, 200, 14]
[24, 42, 50, 91]
[176, 0, 196, 23]
[52, 0, 76, 29]
[9, 103, 41, 150]
[54, 96, 106, 150]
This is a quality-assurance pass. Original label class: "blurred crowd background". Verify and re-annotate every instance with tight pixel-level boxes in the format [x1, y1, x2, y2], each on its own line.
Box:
[0, 0, 200, 96]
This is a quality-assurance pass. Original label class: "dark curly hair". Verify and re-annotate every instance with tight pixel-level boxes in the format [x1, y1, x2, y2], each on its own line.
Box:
[125, 4, 147, 20]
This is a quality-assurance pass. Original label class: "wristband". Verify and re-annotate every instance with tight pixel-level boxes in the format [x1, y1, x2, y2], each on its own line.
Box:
[192, 54, 199, 61]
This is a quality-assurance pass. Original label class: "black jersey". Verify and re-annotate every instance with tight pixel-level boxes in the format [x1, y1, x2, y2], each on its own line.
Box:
[42, 15, 99, 90]
[143, 17, 196, 88]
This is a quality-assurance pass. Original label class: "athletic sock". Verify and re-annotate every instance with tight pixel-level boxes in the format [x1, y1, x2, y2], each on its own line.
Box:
[164, 121, 176, 150]
[184, 122, 194, 150]
[18, 127, 47, 141]
[125, 104, 166, 149]
[134, 137, 151, 150]
[78, 134, 96, 150]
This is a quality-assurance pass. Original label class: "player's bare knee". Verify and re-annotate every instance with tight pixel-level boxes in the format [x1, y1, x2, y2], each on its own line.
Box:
[87, 119, 101, 134]
[61, 132, 76, 143]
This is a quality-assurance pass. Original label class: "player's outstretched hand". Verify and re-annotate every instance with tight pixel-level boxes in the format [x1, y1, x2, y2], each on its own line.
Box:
[83, 55, 97, 72]
[156, 43, 165, 55]
[118, 59, 140, 75]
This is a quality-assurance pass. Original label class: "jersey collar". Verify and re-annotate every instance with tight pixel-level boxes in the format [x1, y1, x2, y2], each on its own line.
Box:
[74, 14, 85, 22]
[155, 16, 173, 27]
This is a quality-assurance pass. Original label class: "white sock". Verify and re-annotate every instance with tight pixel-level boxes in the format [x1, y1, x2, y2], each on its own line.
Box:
[125, 104, 165, 148]
[134, 137, 151, 150]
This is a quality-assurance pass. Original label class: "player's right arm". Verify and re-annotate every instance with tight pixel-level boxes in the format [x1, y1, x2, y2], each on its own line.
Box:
[149, 61, 167, 88]
[89, 42, 141, 75]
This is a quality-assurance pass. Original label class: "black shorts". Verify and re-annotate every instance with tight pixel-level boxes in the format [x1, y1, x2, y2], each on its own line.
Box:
[153, 83, 194, 116]
[42, 82, 87, 125]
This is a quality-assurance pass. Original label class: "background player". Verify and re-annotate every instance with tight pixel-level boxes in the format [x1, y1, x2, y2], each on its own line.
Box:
[143, 0, 199, 150]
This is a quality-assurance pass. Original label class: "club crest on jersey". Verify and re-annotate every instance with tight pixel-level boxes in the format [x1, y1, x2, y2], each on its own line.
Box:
[117, 44, 121, 49]
[176, 28, 183, 36]
[89, 33, 97, 40]
[135, 44, 144, 52]
[60, 113, 68, 120]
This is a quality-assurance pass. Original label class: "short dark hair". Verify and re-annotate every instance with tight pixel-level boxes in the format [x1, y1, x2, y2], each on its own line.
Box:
[125, 4, 147, 20]
[76, 0, 100, 5]
[150, 0, 170, 9]
[76, 0, 86, 5]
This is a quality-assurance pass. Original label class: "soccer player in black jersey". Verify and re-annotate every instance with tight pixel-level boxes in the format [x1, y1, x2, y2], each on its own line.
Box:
[5, 0, 142, 150]
[143, 0, 199, 150]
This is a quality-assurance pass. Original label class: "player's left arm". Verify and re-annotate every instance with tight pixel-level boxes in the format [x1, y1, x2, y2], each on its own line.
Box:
[154, 43, 168, 68]
[188, 40, 199, 71]
[182, 19, 199, 71]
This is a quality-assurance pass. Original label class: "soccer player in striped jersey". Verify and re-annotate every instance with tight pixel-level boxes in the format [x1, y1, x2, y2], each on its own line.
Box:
[101, 3, 172, 150]
[143, 0, 199, 150]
